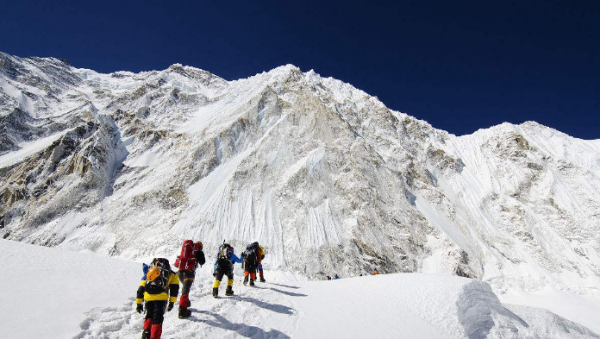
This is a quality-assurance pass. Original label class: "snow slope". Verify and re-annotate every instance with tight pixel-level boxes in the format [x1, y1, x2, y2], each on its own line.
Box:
[0, 239, 139, 339]
[1, 51, 600, 333]
[2, 239, 597, 339]
[0, 129, 71, 168]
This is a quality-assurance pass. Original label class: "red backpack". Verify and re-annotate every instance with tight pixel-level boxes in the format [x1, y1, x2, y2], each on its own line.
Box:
[174, 240, 197, 271]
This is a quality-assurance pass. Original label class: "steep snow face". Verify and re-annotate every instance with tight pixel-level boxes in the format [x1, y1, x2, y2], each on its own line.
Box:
[1, 52, 599, 300]
[432, 122, 600, 293]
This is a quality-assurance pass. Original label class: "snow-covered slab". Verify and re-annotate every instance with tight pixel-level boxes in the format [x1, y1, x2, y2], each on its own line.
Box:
[0, 77, 36, 112]
[0, 130, 70, 169]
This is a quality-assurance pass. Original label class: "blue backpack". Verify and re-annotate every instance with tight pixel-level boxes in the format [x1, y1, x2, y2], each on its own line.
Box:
[141, 263, 149, 280]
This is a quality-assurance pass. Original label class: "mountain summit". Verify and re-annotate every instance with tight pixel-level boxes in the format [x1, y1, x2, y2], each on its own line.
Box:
[1, 52, 599, 299]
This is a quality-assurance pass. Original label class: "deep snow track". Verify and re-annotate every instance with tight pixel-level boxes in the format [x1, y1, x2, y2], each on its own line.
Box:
[76, 270, 600, 339]
[76, 267, 300, 339]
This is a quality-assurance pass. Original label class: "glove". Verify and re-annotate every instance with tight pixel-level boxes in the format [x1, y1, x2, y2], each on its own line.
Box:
[136, 303, 143, 313]
[167, 302, 174, 312]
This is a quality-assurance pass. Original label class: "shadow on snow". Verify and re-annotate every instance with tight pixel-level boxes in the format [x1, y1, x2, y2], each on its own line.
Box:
[266, 282, 301, 290]
[268, 287, 307, 297]
[230, 295, 295, 315]
[190, 310, 290, 339]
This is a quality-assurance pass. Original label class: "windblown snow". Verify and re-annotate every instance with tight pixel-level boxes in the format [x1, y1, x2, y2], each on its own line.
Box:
[1, 51, 599, 337]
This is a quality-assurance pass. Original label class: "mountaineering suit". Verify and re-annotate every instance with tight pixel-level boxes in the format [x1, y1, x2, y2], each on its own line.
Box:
[212, 244, 242, 297]
[243, 242, 262, 286]
[258, 245, 266, 282]
[135, 258, 179, 339]
[243, 248, 259, 286]
[176, 242, 205, 318]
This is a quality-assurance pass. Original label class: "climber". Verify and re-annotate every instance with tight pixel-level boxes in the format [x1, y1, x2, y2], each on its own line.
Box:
[242, 242, 260, 286]
[135, 258, 179, 339]
[258, 244, 266, 282]
[212, 242, 242, 297]
[174, 240, 205, 318]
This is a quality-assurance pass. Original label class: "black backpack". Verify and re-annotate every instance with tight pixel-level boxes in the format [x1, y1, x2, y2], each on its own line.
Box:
[216, 244, 233, 265]
[243, 247, 258, 267]
[145, 258, 171, 294]
[246, 242, 259, 251]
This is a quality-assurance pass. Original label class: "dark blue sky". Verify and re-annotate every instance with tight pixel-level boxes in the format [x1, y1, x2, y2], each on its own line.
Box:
[1, 1, 599, 139]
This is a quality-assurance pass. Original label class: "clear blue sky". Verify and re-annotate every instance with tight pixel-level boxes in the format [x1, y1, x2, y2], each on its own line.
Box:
[1, 0, 598, 139]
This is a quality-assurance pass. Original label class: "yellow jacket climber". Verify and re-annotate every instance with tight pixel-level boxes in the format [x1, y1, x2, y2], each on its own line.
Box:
[134, 258, 180, 339]
[136, 271, 180, 303]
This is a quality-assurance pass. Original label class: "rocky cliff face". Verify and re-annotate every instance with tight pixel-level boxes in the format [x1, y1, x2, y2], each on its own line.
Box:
[1, 52, 598, 294]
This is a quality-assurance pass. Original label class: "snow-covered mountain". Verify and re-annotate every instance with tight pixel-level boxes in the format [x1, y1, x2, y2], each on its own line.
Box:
[1, 51, 599, 301]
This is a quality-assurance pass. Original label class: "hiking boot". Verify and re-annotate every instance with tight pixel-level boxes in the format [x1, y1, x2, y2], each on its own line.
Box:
[249, 279, 255, 287]
[225, 286, 234, 296]
[212, 287, 218, 298]
[259, 277, 266, 283]
[243, 276, 248, 286]
[141, 329, 150, 339]
[178, 307, 191, 319]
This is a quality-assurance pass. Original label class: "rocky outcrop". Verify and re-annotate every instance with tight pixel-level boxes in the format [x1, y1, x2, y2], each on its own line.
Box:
[0, 53, 598, 296]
